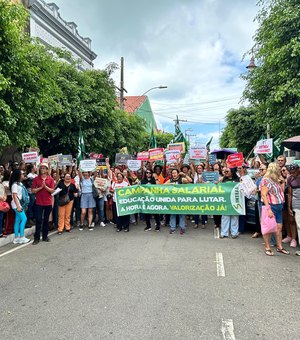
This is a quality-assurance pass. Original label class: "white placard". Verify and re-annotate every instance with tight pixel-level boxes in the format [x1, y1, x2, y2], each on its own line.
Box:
[240, 175, 257, 198]
[189, 146, 207, 159]
[22, 152, 38, 163]
[165, 150, 181, 164]
[127, 159, 142, 171]
[255, 139, 273, 154]
[80, 159, 96, 172]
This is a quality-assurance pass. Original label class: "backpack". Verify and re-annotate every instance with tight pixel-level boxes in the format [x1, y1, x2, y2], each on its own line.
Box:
[19, 183, 30, 208]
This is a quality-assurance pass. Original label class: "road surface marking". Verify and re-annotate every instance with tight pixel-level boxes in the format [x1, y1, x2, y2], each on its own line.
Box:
[216, 252, 225, 277]
[214, 227, 220, 239]
[221, 319, 236, 340]
[0, 231, 57, 259]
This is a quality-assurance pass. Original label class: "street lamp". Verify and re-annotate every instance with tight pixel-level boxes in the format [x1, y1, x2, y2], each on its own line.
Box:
[246, 50, 257, 71]
[142, 85, 168, 96]
[185, 128, 193, 138]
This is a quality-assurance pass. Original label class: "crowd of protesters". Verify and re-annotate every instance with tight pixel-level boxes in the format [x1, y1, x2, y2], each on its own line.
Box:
[0, 153, 299, 257]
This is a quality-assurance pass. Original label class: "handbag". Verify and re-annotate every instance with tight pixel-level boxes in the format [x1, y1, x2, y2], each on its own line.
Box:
[90, 179, 99, 199]
[261, 206, 277, 235]
[58, 186, 70, 206]
[0, 201, 10, 213]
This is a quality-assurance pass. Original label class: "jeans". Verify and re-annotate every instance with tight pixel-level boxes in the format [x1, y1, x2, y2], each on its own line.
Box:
[0, 211, 4, 235]
[195, 215, 207, 226]
[35, 205, 52, 241]
[95, 197, 104, 223]
[26, 193, 36, 220]
[170, 214, 185, 231]
[221, 215, 239, 237]
[13, 208, 27, 238]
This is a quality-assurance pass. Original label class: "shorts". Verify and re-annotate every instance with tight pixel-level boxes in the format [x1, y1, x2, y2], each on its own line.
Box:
[270, 203, 283, 224]
[80, 193, 96, 209]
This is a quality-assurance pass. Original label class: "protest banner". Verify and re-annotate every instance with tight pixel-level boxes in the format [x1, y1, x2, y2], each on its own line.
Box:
[137, 152, 149, 161]
[227, 152, 244, 168]
[165, 150, 181, 164]
[127, 159, 142, 171]
[80, 159, 96, 172]
[202, 171, 220, 183]
[148, 148, 164, 162]
[115, 153, 132, 165]
[189, 147, 207, 160]
[167, 142, 185, 153]
[116, 182, 245, 216]
[94, 177, 107, 189]
[240, 175, 257, 198]
[255, 139, 273, 154]
[58, 155, 73, 166]
[22, 152, 38, 163]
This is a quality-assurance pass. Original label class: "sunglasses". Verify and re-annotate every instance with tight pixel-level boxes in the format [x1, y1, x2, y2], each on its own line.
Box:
[224, 171, 229, 173]
[259, 168, 266, 171]
[146, 171, 151, 174]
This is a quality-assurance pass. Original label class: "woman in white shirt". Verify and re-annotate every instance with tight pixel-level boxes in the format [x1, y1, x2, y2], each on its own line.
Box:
[9, 169, 30, 244]
[111, 173, 130, 232]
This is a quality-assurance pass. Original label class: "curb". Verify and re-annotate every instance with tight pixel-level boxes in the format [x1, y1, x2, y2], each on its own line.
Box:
[0, 226, 36, 248]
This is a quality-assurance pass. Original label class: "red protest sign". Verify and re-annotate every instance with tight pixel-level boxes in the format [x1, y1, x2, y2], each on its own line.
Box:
[148, 148, 164, 162]
[227, 152, 244, 168]
[137, 151, 149, 161]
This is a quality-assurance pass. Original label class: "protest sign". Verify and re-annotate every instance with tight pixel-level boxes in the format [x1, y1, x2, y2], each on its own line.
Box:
[58, 155, 73, 166]
[80, 159, 96, 172]
[247, 169, 260, 179]
[94, 177, 107, 189]
[127, 160, 142, 171]
[189, 147, 207, 160]
[48, 154, 59, 169]
[165, 150, 181, 164]
[115, 153, 132, 165]
[116, 182, 245, 216]
[148, 148, 164, 162]
[40, 158, 48, 164]
[240, 175, 257, 198]
[90, 152, 103, 159]
[22, 152, 38, 163]
[202, 171, 220, 183]
[209, 153, 217, 163]
[227, 153, 244, 168]
[167, 142, 185, 153]
[293, 160, 300, 166]
[96, 158, 106, 166]
[255, 139, 273, 154]
[137, 152, 149, 161]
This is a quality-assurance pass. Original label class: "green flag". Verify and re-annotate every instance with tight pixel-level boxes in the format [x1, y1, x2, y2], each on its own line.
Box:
[173, 115, 188, 151]
[206, 136, 213, 150]
[149, 127, 157, 148]
[77, 128, 86, 163]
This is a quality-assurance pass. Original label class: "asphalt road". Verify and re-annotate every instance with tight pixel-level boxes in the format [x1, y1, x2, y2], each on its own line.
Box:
[0, 219, 299, 340]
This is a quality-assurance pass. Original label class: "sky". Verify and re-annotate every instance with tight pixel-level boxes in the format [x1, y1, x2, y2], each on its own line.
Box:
[54, 0, 259, 150]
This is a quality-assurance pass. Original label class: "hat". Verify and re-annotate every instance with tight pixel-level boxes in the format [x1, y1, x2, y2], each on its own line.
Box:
[181, 164, 190, 171]
[286, 163, 299, 171]
[40, 163, 49, 169]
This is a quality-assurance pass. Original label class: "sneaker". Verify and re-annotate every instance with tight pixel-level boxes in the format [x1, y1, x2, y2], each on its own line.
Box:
[19, 237, 30, 244]
[13, 238, 20, 244]
[88, 226, 94, 231]
[155, 226, 160, 232]
[282, 236, 292, 243]
[180, 228, 185, 235]
[290, 239, 297, 247]
[123, 228, 129, 232]
[144, 226, 152, 231]
[32, 239, 39, 245]
[231, 235, 238, 239]
[169, 229, 175, 234]
[79, 225, 84, 231]
[91, 222, 95, 228]
[116, 228, 122, 232]
[100, 222, 106, 227]
[295, 250, 300, 256]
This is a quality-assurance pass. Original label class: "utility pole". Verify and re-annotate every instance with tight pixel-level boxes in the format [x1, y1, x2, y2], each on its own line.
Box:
[267, 123, 270, 139]
[186, 134, 196, 144]
[120, 57, 124, 110]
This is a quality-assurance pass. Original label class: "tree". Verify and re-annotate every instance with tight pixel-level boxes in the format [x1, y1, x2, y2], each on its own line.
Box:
[220, 106, 265, 155]
[139, 131, 174, 151]
[243, 0, 300, 139]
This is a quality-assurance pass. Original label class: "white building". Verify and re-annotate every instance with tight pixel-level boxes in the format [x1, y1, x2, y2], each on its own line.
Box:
[28, 0, 97, 70]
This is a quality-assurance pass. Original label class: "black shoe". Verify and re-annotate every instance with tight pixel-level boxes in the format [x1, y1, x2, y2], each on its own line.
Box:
[32, 239, 39, 245]
[155, 226, 160, 232]
[42, 237, 51, 242]
[144, 226, 151, 231]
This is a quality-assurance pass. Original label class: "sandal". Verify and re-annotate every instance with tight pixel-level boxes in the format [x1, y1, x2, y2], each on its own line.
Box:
[276, 248, 290, 255]
[265, 249, 274, 256]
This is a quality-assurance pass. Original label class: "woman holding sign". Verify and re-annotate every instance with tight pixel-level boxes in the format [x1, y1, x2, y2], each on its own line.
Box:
[141, 169, 161, 232]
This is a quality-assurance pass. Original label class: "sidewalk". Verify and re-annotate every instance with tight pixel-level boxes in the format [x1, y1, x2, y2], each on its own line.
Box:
[0, 226, 36, 248]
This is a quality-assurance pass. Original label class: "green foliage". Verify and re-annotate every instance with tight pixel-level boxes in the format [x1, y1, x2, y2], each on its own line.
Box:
[243, 0, 300, 139]
[220, 106, 265, 155]
[0, 1, 146, 158]
[140, 131, 174, 151]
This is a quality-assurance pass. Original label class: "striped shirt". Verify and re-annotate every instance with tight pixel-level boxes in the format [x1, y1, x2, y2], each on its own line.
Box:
[260, 177, 284, 205]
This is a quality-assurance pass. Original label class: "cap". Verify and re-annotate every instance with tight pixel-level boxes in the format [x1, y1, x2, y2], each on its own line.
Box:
[40, 163, 49, 169]
[286, 163, 299, 171]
